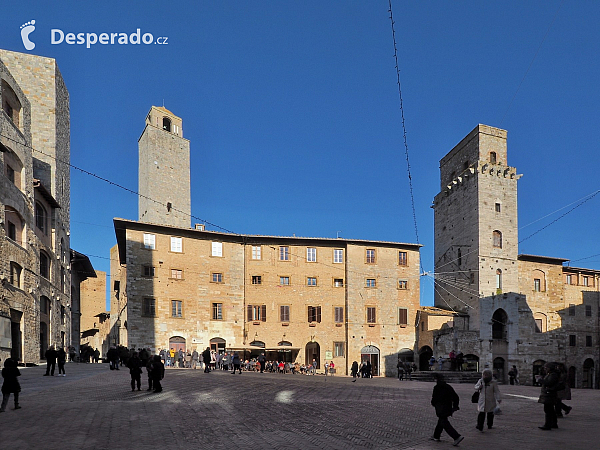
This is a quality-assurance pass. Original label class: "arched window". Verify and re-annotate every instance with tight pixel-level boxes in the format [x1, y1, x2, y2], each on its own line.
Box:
[492, 309, 508, 340]
[1, 80, 22, 127]
[39, 251, 50, 279]
[162, 117, 171, 132]
[35, 202, 48, 235]
[493, 230, 502, 248]
[9, 261, 22, 288]
[533, 269, 546, 292]
[457, 249, 462, 266]
[490, 152, 497, 164]
[496, 269, 502, 291]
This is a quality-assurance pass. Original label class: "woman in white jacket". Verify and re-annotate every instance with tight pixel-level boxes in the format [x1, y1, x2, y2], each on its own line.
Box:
[474, 368, 501, 431]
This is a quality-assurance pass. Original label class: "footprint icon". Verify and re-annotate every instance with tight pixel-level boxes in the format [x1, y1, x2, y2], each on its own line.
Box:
[20, 20, 36, 51]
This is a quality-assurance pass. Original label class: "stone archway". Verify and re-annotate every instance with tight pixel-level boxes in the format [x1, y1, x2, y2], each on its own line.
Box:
[419, 346, 433, 371]
[361, 345, 380, 376]
[305, 342, 320, 369]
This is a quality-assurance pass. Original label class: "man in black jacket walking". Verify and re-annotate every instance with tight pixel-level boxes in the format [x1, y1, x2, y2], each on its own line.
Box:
[44, 346, 57, 376]
[430, 373, 464, 446]
[202, 347, 211, 373]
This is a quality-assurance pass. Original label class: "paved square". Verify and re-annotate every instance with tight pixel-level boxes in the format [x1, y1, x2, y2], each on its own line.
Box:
[1, 364, 598, 449]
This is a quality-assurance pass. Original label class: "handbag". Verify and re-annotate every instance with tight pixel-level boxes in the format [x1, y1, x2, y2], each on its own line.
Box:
[471, 391, 480, 403]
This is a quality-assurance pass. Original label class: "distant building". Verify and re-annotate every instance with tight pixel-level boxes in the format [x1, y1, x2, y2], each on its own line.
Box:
[0, 49, 72, 363]
[428, 124, 599, 388]
[111, 107, 421, 376]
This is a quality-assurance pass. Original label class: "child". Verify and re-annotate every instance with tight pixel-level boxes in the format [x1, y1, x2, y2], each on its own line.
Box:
[1, 358, 21, 412]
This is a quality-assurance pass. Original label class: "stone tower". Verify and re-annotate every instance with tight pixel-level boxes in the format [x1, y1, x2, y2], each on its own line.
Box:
[138, 106, 191, 228]
[432, 124, 521, 329]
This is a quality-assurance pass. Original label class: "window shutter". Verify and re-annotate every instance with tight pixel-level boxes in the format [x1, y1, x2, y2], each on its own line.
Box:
[247, 305, 252, 321]
[308, 306, 312, 323]
[261, 305, 267, 322]
[399, 308, 407, 325]
[317, 306, 322, 323]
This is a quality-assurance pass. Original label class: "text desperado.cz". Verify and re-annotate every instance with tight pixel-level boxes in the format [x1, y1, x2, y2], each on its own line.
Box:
[51, 29, 168, 48]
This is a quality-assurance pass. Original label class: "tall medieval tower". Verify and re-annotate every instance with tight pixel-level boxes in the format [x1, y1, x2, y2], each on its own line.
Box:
[138, 106, 191, 228]
[432, 125, 521, 329]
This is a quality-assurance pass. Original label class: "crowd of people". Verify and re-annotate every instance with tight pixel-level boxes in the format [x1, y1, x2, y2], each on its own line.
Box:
[429, 350, 466, 371]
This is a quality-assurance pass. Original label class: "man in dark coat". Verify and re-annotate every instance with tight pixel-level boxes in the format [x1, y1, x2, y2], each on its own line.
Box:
[202, 347, 211, 373]
[258, 352, 266, 373]
[430, 373, 464, 446]
[127, 352, 143, 391]
[538, 363, 560, 430]
[57, 347, 67, 376]
[0, 358, 21, 412]
[151, 355, 165, 393]
[44, 346, 57, 376]
[231, 352, 242, 374]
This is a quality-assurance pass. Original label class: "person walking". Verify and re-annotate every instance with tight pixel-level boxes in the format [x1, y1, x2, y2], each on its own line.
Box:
[231, 352, 242, 374]
[127, 351, 143, 391]
[538, 362, 560, 430]
[146, 356, 154, 391]
[44, 346, 57, 376]
[151, 355, 165, 393]
[474, 368, 501, 431]
[397, 360, 405, 380]
[202, 347, 211, 373]
[508, 365, 518, 385]
[57, 347, 67, 376]
[429, 356, 436, 371]
[191, 349, 199, 370]
[430, 373, 464, 446]
[555, 363, 572, 418]
[0, 358, 21, 412]
[438, 356, 444, 371]
[93, 348, 100, 363]
[405, 362, 413, 381]
[351, 361, 359, 382]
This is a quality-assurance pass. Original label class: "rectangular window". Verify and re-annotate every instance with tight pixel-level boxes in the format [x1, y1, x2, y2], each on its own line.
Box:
[367, 307, 376, 324]
[569, 304, 576, 316]
[583, 276, 589, 287]
[334, 306, 344, 323]
[421, 321, 425, 331]
[61, 305, 65, 325]
[171, 269, 183, 279]
[40, 253, 49, 279]
[333, 278, 344, 287]
[586, 305, 592, 317]
[171, 300, 183, 318]
[280, 276, 290, 286]
[307, 247, 316, 262]
[280, 305, 290, 322]
[569, 335, 576, 346]
[308, 305, 321, 323]
[307, 277, 317, 286]
[142, 265, 155, 277]
[534, 319, 542, 333]
[142, 298, 156, 317]
[170, 236, 182, 253]
[212, 273, 223, 283]
[470, 272, 475, 284]
[586, 335, 593, 347]
[566, 274, 573, 285]
[334, 342, 345, 357]
[398, 280, 408, 290]
[495, 203, 501, 212]
[212, 241, 223, 257]
[398, 251, 407, 266]
[534, 278, 541, 292]
[279, 246, 289, 261]
[252, 245, 261, 260]
[366, 249, 376, 264]
[398, 308, 408, 325]
[143, 233, 156, 250]
[7, 221, 16, 241]
[366, 278, 376, 288]
[333, 249, 343, 264]
[248, 304, 266, 322]
[212, 302, 223, 320]
[252, 275, 262, 285]
[6, 165, 15, 183]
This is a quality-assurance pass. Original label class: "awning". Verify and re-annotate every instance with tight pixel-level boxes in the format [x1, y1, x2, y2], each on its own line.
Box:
[81, 328, 99, 338]
[265, 347, 301, 352]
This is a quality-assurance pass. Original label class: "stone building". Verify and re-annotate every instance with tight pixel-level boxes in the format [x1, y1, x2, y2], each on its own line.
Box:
[427, 124, 600, 387]
[70, 250, 97, 358]
[0, 49, 72, 363]
[111, 107, 421, 376]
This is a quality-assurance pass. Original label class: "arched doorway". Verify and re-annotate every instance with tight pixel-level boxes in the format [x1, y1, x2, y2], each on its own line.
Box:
[464, 354, 479, 372]
[493, 357, 505, 383]
[40, 321, 48, 359]
[305, 342, 320, 368]
[492, 309, 508, 340]
[568, 366, 576, 388]
[582, 359, 594, 388]
[533, 360, 545, 386]
[419, 346, 433, 371]
[277, 341, 295, 363]
[361, 345, 380, 376]
[210, 337, 226, 354]
[169, 336, 186, 354]
[398, 348, 414, 363]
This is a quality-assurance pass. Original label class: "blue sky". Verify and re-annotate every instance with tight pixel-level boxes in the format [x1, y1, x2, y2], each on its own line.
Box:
[3, 1, 599, 309]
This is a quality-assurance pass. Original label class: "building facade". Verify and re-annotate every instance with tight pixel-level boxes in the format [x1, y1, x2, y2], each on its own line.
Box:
[0, 49, 72, 363]
[429, 124, 600, 387]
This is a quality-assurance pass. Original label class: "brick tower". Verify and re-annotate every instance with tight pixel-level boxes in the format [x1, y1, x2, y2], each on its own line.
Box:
[432, 124, 521, 329]
[138, 106, 191, 228]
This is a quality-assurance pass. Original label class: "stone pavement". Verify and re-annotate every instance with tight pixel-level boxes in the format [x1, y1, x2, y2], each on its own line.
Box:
[1, 363, 598, 450]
